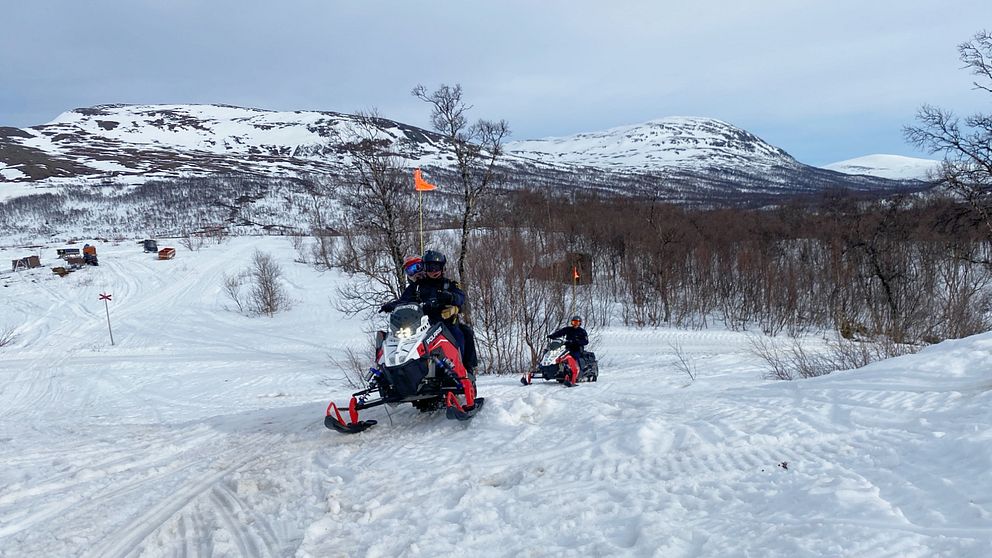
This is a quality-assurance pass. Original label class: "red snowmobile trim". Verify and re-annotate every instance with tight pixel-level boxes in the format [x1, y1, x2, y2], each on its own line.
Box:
[426, 335, 468, 378]
[562, 354, 579, 384]
[426, 334, 475, 405]
[445, 391, 464, 412]
[348, 396, 360, 424]
[325, 397, 362, 426]
[326, 401, 346, 426]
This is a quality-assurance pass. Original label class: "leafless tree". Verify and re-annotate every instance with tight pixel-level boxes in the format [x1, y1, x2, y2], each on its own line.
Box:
[248, 250, 290, 317]
[331, 109, 422, 314]
[906, 30, 992, 256]
[222, 270, 249, 313]
[179, 228, 205, 251]
[669, 340, 697, 383]
[412, 84, 510, 285]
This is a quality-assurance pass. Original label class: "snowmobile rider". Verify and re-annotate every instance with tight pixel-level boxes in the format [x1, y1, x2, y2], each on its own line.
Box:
[82, 243, 98, 266]
[401, 255, 425, 284]
[380, 251, 479, 374]
[380, 250, 467, 350]
[548, 315, 589, 375]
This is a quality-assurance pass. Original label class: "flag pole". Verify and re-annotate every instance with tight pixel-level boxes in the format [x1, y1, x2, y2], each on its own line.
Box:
[413, 168, 436, 255]
[570, 265, 578, 318]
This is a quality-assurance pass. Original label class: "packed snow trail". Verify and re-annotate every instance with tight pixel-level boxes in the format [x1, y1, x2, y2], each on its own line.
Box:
[0, 238, 989, 557]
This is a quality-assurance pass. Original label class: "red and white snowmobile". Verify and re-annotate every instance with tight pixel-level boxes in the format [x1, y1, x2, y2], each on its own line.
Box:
[520, 339, 598, 387]
[325, 303, 484, 434]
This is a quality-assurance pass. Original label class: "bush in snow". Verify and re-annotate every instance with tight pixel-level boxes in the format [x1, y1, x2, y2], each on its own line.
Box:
[223, 251, 290, 317]
[0, 325, 18, 349]
[750, 334, 918, 381]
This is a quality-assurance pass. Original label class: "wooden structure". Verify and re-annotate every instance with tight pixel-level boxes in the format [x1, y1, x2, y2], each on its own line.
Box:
[65, 256, 86, 268]
[528, 252, 594, 285]
[158, 247, 176, 260]
[56, 248, 81, 259]
[11, 255, 41, 272]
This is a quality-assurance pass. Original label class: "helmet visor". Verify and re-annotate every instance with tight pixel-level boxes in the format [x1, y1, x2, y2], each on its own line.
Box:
[425, 262, 444, 272]
[404, 261, 424, 276]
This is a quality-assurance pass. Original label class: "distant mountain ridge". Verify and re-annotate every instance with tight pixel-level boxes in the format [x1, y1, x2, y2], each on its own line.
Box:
[505, 117, 800, 173]
[822, 154, 941, 180]
[0, 104, 932, 205]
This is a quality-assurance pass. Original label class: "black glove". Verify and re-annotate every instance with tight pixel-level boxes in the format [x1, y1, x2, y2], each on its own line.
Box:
[437, 291, 454, 304]
[423, 298, 440, 310]
[379, 301, 396, 313]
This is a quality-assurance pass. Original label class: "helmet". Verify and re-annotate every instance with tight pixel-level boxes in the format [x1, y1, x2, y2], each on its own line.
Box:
[422, 250, 446, 274]
[570, 315, 582, 326]
[403, 256, 423, 277]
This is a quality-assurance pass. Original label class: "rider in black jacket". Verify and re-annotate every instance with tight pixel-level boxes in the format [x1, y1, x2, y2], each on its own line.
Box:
[548, 315, 588, 383]
[379, 251, 476, 371]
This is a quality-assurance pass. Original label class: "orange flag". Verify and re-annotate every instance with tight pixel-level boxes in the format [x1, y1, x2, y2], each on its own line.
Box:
[414, 168, 437, 192]
[572, 265, 580, 281]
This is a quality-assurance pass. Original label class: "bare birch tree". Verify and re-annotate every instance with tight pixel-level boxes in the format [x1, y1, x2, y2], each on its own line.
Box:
[906, 30, 992, 256]
[411, 84, 510, 285]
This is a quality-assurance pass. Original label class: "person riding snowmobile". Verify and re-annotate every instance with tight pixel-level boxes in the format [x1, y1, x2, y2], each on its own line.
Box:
[401, 255, 425, 284]
[548, 315, 588, 383]
[379, 250, 478, 372]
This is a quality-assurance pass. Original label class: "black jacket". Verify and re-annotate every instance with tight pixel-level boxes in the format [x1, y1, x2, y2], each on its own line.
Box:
[548, 325, 588, 353]
[384, 276, 465, 324]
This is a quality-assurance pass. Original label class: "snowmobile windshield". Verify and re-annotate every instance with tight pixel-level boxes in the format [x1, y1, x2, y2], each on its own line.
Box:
[547, 339, 565, 351]
[389, 304, 424, 339]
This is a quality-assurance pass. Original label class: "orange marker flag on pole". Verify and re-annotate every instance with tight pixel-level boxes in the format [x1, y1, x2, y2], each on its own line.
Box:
[413, 168, 436, 253]
[413, 168, 437, 191]
[572, 265, 580, 281]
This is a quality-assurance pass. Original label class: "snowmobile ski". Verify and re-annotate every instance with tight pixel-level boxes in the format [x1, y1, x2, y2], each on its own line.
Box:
[445, 393, 485, 421]
[325, 415, 378, 434]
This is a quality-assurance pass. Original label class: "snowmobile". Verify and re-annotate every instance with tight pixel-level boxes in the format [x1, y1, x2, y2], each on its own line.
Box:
[520, 339, 598, 387]
[325, 302, 484, 434]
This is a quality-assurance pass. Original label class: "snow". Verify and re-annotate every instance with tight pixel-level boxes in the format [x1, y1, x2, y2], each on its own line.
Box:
[506, 116, 798, 172]
[0, 166, 27, 181]
[0, 237, 990, 557]
[0, 181, 59, 202]
[823, 154, 941, 181]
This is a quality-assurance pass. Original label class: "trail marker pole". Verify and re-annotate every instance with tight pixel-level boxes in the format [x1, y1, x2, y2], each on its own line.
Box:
[570, 265, 579, 317]
[419, 189, 424, 254]
[99, 293, 114, 345]
[413, 168, 437, 254]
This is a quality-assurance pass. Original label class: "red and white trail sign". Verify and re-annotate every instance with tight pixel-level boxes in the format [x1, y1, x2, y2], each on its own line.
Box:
[99, 293, 115, 345]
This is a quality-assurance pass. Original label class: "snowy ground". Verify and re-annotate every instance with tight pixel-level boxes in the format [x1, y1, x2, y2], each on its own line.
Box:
[0, 237, 990, 557]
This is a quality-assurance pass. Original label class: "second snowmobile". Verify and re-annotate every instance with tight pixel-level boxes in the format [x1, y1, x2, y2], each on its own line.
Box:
[520, 339, 599, 387]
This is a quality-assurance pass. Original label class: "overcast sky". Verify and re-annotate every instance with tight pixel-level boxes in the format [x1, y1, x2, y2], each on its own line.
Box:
[2, 1, 990, 165]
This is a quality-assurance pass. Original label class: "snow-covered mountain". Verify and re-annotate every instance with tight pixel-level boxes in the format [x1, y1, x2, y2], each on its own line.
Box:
[0, 104, 931, 206]
[0, 104, 455, 184]
[506, 116, 800, 173]
[823, 154, 941, 180]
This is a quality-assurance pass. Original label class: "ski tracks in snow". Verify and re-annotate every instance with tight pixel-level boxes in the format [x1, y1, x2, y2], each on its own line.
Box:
[2, 238, 990, 557]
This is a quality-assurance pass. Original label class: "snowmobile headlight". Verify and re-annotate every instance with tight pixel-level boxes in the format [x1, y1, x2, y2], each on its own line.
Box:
[395, 327, 414, 339]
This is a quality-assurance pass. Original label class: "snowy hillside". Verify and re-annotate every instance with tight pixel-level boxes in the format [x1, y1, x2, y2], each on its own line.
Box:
[823, 154, 941, 180]
[0, 104, 457, 188]
[0, 105, 930, 207]
[1, 237, 989, 557]
[506, 117, 800, 173]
